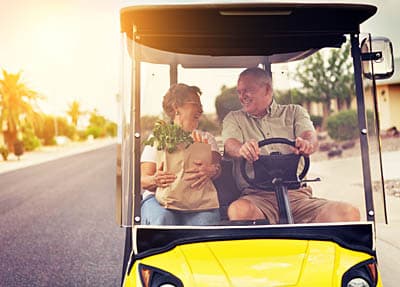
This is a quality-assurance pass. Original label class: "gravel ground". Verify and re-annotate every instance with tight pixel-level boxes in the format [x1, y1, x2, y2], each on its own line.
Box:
[312, 136, 400, 197]
[311, 135, 400, 161]
[379, 179, 400, 197]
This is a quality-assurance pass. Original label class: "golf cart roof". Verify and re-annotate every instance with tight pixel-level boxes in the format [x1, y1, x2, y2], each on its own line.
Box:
[120, 1, 377, 56]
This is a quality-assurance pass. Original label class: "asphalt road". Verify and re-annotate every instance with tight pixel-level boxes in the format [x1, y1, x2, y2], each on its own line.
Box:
[0, 144, 125, 287]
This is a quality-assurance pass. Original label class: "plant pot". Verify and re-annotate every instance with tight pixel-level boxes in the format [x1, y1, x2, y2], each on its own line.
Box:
[13, 141, 24, 159]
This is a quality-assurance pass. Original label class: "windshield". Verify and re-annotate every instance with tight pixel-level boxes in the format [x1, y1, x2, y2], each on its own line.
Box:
[118, 35, 387, 227]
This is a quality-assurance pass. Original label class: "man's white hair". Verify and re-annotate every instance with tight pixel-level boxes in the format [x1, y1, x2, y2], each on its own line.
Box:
[239, 67, 272, 87]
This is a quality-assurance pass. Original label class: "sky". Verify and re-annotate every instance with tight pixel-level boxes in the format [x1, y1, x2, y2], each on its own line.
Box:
[1, 0, 399, 121]
[0, 0, 121, 121]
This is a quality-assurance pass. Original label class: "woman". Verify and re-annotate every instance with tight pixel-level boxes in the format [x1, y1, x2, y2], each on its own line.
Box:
[140, 83, 222, 225]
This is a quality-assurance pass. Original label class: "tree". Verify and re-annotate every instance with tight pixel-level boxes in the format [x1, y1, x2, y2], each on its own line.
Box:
[215, 85, 242, 123]
[198, 114, 221, 135]
[66, 100, 83, 127]
[86, 109, 117, 139]
[35, 114, 57, 145]
[0, 70, 41, 151]
[295, 42, 354, 128]
[32, 114, 75, 145]
[88, 109, 107, 128]
[274, 88, 308, 106]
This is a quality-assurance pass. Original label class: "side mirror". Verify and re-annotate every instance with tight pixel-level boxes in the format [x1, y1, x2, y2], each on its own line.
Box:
[361, 36, 394, 80]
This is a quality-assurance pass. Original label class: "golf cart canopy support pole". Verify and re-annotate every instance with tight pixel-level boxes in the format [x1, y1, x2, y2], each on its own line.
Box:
[351, 33, 375, 222]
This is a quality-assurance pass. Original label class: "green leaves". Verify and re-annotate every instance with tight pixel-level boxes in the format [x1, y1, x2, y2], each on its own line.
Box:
[143, 120, 194, 153]
[0, 145, 9, 161]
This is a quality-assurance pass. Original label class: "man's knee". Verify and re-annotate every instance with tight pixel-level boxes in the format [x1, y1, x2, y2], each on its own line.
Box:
[227, 198, 264, 220]
[340, 203, 361, 221]
[316, 202, 360, 222]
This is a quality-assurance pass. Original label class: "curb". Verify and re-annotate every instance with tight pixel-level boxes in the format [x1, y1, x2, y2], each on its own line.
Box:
[0, 138, 116, 175]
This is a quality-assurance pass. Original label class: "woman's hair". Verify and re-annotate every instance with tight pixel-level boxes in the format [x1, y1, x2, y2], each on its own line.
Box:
[162, 83, 202, 119]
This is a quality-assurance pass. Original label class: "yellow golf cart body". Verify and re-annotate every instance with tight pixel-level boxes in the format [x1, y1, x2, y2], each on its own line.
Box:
[125, 224, 380, 286]
[117, 1, 394, 286]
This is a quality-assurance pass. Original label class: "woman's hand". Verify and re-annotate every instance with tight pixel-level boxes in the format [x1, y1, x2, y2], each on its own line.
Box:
[153, 162, 176, 188]
[192, 130, 208, 143]
[185, 160, 221, 188]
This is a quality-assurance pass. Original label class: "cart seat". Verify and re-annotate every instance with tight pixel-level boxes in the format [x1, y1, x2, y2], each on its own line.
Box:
[213, 158, 241, 221]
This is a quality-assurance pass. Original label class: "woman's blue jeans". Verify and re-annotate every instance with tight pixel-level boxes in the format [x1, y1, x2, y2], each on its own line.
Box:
[141, 195, 220, 225]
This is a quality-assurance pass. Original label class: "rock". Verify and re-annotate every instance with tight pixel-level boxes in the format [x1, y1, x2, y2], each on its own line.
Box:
[319, 142, 334, 152]
[327, 147, 343, 158]
[386, 126, 399, 137]
[317, 131, 329, 141]
[341, 140, 356, 150]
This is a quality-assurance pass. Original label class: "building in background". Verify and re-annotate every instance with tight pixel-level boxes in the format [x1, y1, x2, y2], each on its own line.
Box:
[376, 58, 400, 131]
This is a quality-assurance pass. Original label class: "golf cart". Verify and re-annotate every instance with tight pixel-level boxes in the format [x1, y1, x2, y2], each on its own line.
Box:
[116, 1, 394, 286]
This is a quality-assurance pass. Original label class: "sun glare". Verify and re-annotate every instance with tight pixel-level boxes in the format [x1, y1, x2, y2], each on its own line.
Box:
[32, 15, 80, 66]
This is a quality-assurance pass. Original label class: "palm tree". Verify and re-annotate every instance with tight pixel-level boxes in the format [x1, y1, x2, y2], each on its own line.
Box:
[66, 100, 83, 127]
[0, 70, 40, 151]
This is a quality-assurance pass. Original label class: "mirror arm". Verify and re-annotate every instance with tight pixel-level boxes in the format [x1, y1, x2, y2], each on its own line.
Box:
[361, 51, 382, 61]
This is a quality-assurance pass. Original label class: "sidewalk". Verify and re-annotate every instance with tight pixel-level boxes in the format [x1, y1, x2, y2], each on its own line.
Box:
[0, 137, 116, 175]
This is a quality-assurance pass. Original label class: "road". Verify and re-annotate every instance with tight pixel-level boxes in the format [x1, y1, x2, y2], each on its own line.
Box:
[0, 144, 125, 287]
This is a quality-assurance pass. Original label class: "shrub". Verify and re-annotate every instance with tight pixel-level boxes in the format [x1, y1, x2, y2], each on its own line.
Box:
[55, 116, 76, 139]
[86, 126, 104, 139]
[0, 145, 9, 161]
[77, 130, 88, 141]
[85, 110, 116, 139]
[22, 132, 41, 151]
[106, 122, 117, 137]
[36, 115, 56, 145]
[327, 110, 374, 141]
[198, 114, 221, 135]
[215, 86, 242, 123]
[310, 115, 323, 129]
[327, 110, 358, 141]
[20, 124, 41, 151]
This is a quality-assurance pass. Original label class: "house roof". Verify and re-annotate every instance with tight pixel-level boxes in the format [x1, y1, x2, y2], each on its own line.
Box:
[377, 58, 400, 86]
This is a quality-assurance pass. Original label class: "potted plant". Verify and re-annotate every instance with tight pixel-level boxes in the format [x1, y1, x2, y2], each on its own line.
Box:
[13, 140, 24, 160]
[0, 145, 9, 161]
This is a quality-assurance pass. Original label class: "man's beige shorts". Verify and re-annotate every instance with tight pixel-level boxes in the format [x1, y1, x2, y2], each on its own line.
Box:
[241, 186, 331, 224]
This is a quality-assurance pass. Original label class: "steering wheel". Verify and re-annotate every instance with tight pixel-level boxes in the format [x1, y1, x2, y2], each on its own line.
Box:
[240, 138, 310, 190]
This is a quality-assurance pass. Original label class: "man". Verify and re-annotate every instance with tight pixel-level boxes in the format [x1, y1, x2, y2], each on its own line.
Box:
[222, 67, 360, 224]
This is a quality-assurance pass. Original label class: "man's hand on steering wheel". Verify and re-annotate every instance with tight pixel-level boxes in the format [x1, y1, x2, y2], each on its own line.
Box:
[240, 137, 311, 190]
[239, 139, 259, 162]
[293, 137, 314, 156]
[239, 133, 316, 161]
